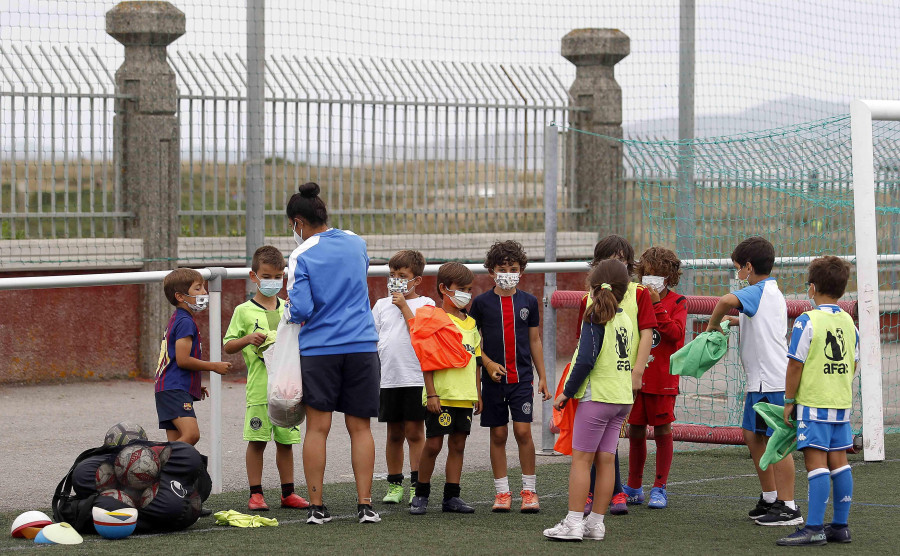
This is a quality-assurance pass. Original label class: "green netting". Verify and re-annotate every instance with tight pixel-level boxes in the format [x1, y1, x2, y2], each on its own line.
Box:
[558, 116, 900, 434]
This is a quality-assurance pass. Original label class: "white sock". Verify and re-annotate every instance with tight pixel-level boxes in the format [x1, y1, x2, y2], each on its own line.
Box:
[522, 474, 536, 492]
[762, 491, 777, 504]
[494, 476, 510, 495]
[586, 512, 605, 526]
[784, 500, 797, 510]
[565, 510, 583, 525]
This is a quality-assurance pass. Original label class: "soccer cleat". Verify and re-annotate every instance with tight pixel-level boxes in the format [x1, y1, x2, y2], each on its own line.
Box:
[543, 519, 584, 542]
[248, 493, 269, 511]
[583, 492, 594, 516]
[382, 483, 404, 505]
[409, 496, 429, 515]
[609, 492, 628, 515]
[442, 497, 475, 513]
[281, 493, 310, 509]
[824, 524, 852, 543]
[520, 490, 540, 513]
[748, 495, 774, 520]
[492, 491, 512, 512]
[622, 485, 645, 505]
[357, 504, 382, 524]
[776, 527, 827, 546]
[306, 505, 332, 525]
[754, 500, 803, 526]
[647, 487, 667, 509]
[582, 518, 606, 541]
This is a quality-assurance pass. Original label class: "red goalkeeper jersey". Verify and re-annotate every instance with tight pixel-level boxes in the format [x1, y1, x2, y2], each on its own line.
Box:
[640, 289, 687, 395]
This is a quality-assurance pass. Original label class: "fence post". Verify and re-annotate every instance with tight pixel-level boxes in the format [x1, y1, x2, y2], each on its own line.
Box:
[541, 126, 559, 455]
[561, 29, 630, 233]
[246, 0, 266, 298]
[107, 2, 185, 375]
[207, 266, 227, 493]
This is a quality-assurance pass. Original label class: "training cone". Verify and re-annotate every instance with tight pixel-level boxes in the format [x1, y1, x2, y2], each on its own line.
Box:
[33, 523, 83, 545]
[10, 511, 52, 539]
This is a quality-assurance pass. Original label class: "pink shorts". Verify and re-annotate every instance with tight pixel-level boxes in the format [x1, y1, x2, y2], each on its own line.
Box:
[572, 400, 632, 454]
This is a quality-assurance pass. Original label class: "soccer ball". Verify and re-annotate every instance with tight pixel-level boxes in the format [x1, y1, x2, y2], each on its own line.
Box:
[114, 445, 160, 489]
[149, 445, 172, 468]
[95, 462, 117, 490]
[138, 484, 159, 508]
[104, 422, 148, 447]
[98, 489, 136, 508]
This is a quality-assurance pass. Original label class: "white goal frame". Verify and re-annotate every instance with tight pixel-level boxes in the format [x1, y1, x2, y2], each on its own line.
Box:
[850, 99, 897, 461]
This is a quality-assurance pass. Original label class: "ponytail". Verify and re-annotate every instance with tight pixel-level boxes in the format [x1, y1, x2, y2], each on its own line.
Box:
[583, 260, 630, 325]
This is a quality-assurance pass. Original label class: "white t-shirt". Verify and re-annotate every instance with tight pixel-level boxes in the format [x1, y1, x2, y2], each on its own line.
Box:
[733, 278, 789, 393]
[373, 295, 435, 388]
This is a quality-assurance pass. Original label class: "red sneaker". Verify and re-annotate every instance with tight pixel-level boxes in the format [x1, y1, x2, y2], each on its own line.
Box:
[609, 492, 629, 515]
[248, 493, 269, 511]
[281, 493, 311, 509]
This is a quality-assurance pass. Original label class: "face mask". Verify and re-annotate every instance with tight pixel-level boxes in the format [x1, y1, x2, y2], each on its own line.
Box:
[184, 293, 209, 312]
[495, 272, 520, 290]
[641, 275, 666, 293]
[447, 289, 472, 309]
[808, 283, 818, 310]
[257, 279, 282, 297]
[292, 221, 304, 246]
[735, 269, 750, 290]
[387, 277, 411, 294]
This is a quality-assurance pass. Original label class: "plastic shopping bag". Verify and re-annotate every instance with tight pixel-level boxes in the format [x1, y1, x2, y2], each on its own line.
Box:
[264, 311, 305, 428]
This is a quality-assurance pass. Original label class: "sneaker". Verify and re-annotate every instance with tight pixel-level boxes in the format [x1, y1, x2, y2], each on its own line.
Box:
[647, 487, 667, 509]
[583, 492, 594, 516]
[199, 507, 213, 517]
[306, 505, 332, 525]
[520, 490, 540, 513]
[824, 524, 852, 543]
[248, 493, 269, 511]
[776, 526, 827, 546]
[281, 493, 310, 509]
[382, 483, 404, 505]
[492, 492, 512, 512]
[357, 504, 382, 524]
[442, 497, 475, 513]
[582, 518, 606, 541]
[754, 500, 803, 526]
[609, 492, 628, 515]
[748, 495, 774, 520]
[543, 518, 584, 541]
[409, 496, 429, 515]
[622, 484, 645, 505]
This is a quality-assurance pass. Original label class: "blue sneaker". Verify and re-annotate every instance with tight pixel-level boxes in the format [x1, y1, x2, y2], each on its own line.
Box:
[622, 485, 644, 505]
[824, 524, 851, 543]
[776, 526, 827, 546]
[409, 496, 428, 515]
[442, 497, 475, 513]
[647, 487, 667, 509]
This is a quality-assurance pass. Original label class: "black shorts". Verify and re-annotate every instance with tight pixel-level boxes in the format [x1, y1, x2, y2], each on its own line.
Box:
[425, 406, 473, 438]
[479, 380, 535, 427]
[155, 389, 197, 430]
[300, 352, 381, 418]
[378, 386, 427, 423]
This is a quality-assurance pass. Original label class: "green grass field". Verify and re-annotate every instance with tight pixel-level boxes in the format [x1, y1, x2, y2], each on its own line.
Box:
[3, 437, 899, 554]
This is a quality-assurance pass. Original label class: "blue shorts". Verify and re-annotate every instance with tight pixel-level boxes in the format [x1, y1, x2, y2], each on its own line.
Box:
[300, 352, 381, 418]
[155, 389, 197, 430]
[796, 420, 853, 452]
[742, 391, 785, 436]
[479, 380, 534, 427]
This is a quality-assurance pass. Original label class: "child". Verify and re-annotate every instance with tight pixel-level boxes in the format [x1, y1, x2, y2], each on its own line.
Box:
[777, 256, 857, 546]
[707, 236, 801, 525]
[470, 240, 551, 513]
[372, 250, 434, 504]
[223, 246, 310, 512]
[625, 247, 687, 509]
[544, 260, 637, 542]
[155, 267, 232, 445]
[408, 262, 482, 515]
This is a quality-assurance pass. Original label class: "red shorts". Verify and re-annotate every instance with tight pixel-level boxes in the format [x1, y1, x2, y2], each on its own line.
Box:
[628, 392, 677, 427]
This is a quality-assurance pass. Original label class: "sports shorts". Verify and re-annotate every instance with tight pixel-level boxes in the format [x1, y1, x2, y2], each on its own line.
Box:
[628, 392, 677, 427]
[425, 406, 473, 438]
[243, 404, 303, 444]
[572, 400, 631, 454]
[796, 419, 853, 452]
[479, 380, 535, 427]
[378, 386, 427, 423]
[742, 391, 785, 436]
[155, 389, 197, 430]
[300, 352, 381, 418]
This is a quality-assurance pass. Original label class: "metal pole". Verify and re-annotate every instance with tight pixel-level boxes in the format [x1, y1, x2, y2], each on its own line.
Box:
[246, 0, 265, 297]
[541, 125, 559, 455]
[677, 0, 696, 338]
[207, 267, 226, 493]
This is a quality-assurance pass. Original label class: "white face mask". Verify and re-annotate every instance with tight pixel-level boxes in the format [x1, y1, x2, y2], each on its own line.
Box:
[387, 277, 411, 294]
[257, 279, 283, 297]
[292, 221, 304, 246]
[447, 289, 472, 309]
[184, 293, 209, 312]
[495, 272, 520, 290]
[735, 269, 750, 290]
[808, 283, 818, 310]
[641, 275, 666, 293]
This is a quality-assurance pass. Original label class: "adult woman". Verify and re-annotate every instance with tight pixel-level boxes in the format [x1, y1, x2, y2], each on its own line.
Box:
[286, 182, 381, 524]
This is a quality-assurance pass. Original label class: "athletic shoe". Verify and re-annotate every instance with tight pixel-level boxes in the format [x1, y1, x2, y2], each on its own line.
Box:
[582, 518, 606, 541]
[492, 491, 512, 512]
[442, 497, 475, 513]
[583, 492, 594, 516]
[281, 493, 310, 509]
[520, 490, 540, 513]
[824, 524, 852, 543]
[776, 527, 827, 546]
[647, 487, 667, 509]
[410, 496, 429, 515]
[748, 495, 774, 520]
[199, 507, 213, 517]
[609, 492, 628, 515]
[306, 505, 332, 525]
[248, 493, 269, 511]
[543, 519, 584, 542]
[622, 484, 645, 505]
[357, 504, 381, 524]
[754, 500, 803, 526]
[382, 483, 404, 505]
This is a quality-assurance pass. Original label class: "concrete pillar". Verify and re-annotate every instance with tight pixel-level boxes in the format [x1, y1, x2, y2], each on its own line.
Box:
[562, 29, 630, 232]
[107, 2, 185, 375]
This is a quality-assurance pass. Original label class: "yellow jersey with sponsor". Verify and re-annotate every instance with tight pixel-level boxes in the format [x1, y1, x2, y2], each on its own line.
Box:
[427, 313, 481, 408]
